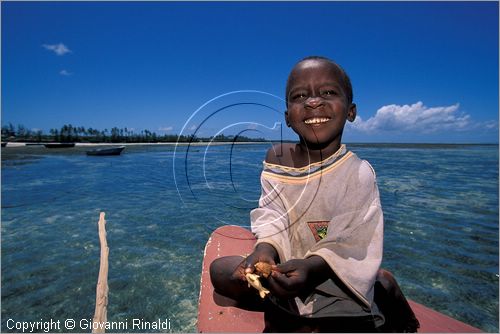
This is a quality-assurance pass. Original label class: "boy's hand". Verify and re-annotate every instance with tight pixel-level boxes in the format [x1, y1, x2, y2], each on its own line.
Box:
[268, 256, 331, 298]
[232, 243, 279, 281]
[267, 259, 310, 298]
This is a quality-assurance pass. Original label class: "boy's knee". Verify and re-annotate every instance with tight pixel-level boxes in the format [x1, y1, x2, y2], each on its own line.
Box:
[209, 258, 225, 287]
[210, 256, 242, 291]
[209, 257, 221, 274]
[210, 256, 252, 301]
[377, 269, 397, 292]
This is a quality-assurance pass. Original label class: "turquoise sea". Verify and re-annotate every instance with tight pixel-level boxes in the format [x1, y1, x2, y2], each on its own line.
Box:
[1, 143, 498, 332]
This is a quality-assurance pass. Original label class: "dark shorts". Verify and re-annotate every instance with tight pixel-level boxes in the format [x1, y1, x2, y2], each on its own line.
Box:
[263, 278, 385, 332]
[263, 299, 382, 332]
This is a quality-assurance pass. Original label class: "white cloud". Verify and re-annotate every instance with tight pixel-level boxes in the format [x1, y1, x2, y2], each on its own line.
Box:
[348, 101, 472, 133]
[188, 125, 198, 131]
[158, 126, 174, 132]
[59, 69, 72, 76]
[483, 120, 498, 130]
[42, 43, 72, 56]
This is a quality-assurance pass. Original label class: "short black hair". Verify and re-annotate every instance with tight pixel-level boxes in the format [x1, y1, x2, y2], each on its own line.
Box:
[285, 56, 353, 106]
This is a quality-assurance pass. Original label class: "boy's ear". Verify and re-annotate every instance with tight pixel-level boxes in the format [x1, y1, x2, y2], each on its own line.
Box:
[347, 103, 357, 122]
[285, 111, 291, 127]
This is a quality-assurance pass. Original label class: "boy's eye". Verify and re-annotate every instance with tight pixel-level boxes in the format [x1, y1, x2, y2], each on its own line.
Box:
[290, 92, 308, 102]
[320, 90, 337, 97]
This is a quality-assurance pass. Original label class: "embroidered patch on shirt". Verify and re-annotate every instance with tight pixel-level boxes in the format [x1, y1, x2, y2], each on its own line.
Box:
[307, 221, 329, 242]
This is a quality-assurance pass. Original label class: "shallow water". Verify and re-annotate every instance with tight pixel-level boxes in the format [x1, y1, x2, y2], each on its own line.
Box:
[1, 143, 498, 332]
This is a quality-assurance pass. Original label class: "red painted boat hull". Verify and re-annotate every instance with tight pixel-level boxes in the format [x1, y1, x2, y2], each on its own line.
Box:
[198, 225, 482, 333]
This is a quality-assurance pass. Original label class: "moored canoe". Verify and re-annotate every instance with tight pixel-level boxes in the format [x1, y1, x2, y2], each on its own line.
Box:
[86, 146, 125, 156]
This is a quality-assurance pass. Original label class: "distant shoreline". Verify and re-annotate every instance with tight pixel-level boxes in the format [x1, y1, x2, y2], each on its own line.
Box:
[2, 141, 498, 148]
[1, 141, 270, 147]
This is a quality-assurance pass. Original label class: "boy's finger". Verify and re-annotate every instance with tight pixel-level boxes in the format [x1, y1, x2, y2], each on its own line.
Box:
[274, 262, 295, 273]
[242, 255, 255, 268]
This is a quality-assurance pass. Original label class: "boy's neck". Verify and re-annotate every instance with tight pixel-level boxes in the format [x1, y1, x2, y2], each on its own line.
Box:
[267, 141, 345, 168]
[280, 141, 342, 168]
[297, 140, 342, 164]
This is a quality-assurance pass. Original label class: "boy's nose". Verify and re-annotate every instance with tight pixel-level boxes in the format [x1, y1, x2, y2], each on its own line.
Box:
[305, 96, 324, 108]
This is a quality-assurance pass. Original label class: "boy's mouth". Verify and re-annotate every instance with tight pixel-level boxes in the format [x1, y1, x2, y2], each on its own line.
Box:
[304, 117, 331, 125]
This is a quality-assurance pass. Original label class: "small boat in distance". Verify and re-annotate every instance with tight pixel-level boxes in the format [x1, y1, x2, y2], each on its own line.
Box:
[44, 143, 76, 148]
[86, 146, 125, 156]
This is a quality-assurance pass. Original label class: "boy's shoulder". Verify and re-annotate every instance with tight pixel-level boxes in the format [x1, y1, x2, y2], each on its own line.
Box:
[356, 158, 378, 187]
[264, 143, 297, 166]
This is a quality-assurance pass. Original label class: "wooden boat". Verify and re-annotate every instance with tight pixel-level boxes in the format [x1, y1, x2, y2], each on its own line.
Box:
[198, 225, 482, 333]
[44, 143, 75, 148]
[86, 146, 125, 156]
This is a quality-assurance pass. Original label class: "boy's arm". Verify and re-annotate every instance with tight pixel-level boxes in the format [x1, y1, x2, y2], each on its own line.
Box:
[250, 173, 291, 264]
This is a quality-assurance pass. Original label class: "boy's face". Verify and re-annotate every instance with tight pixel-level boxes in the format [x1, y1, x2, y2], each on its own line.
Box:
[285, 59, 356, 150]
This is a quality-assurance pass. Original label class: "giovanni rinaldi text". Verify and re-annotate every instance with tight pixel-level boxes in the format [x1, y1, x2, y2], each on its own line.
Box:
[6, 318, 172, 332]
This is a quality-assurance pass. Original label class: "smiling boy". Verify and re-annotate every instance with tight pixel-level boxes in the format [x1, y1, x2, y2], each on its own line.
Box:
[271, 55, 356, 167]
[210, 56, 418, 332]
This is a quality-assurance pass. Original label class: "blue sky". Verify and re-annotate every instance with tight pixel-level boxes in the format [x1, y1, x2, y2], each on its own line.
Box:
[2, 1, 498, 143]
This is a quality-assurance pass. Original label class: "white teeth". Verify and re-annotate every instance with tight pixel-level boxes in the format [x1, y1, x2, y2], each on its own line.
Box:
[304, 117, 330, 124]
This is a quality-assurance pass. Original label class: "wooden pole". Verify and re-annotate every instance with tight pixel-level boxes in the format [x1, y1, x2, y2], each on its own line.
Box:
[92, 212, 109, 333]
